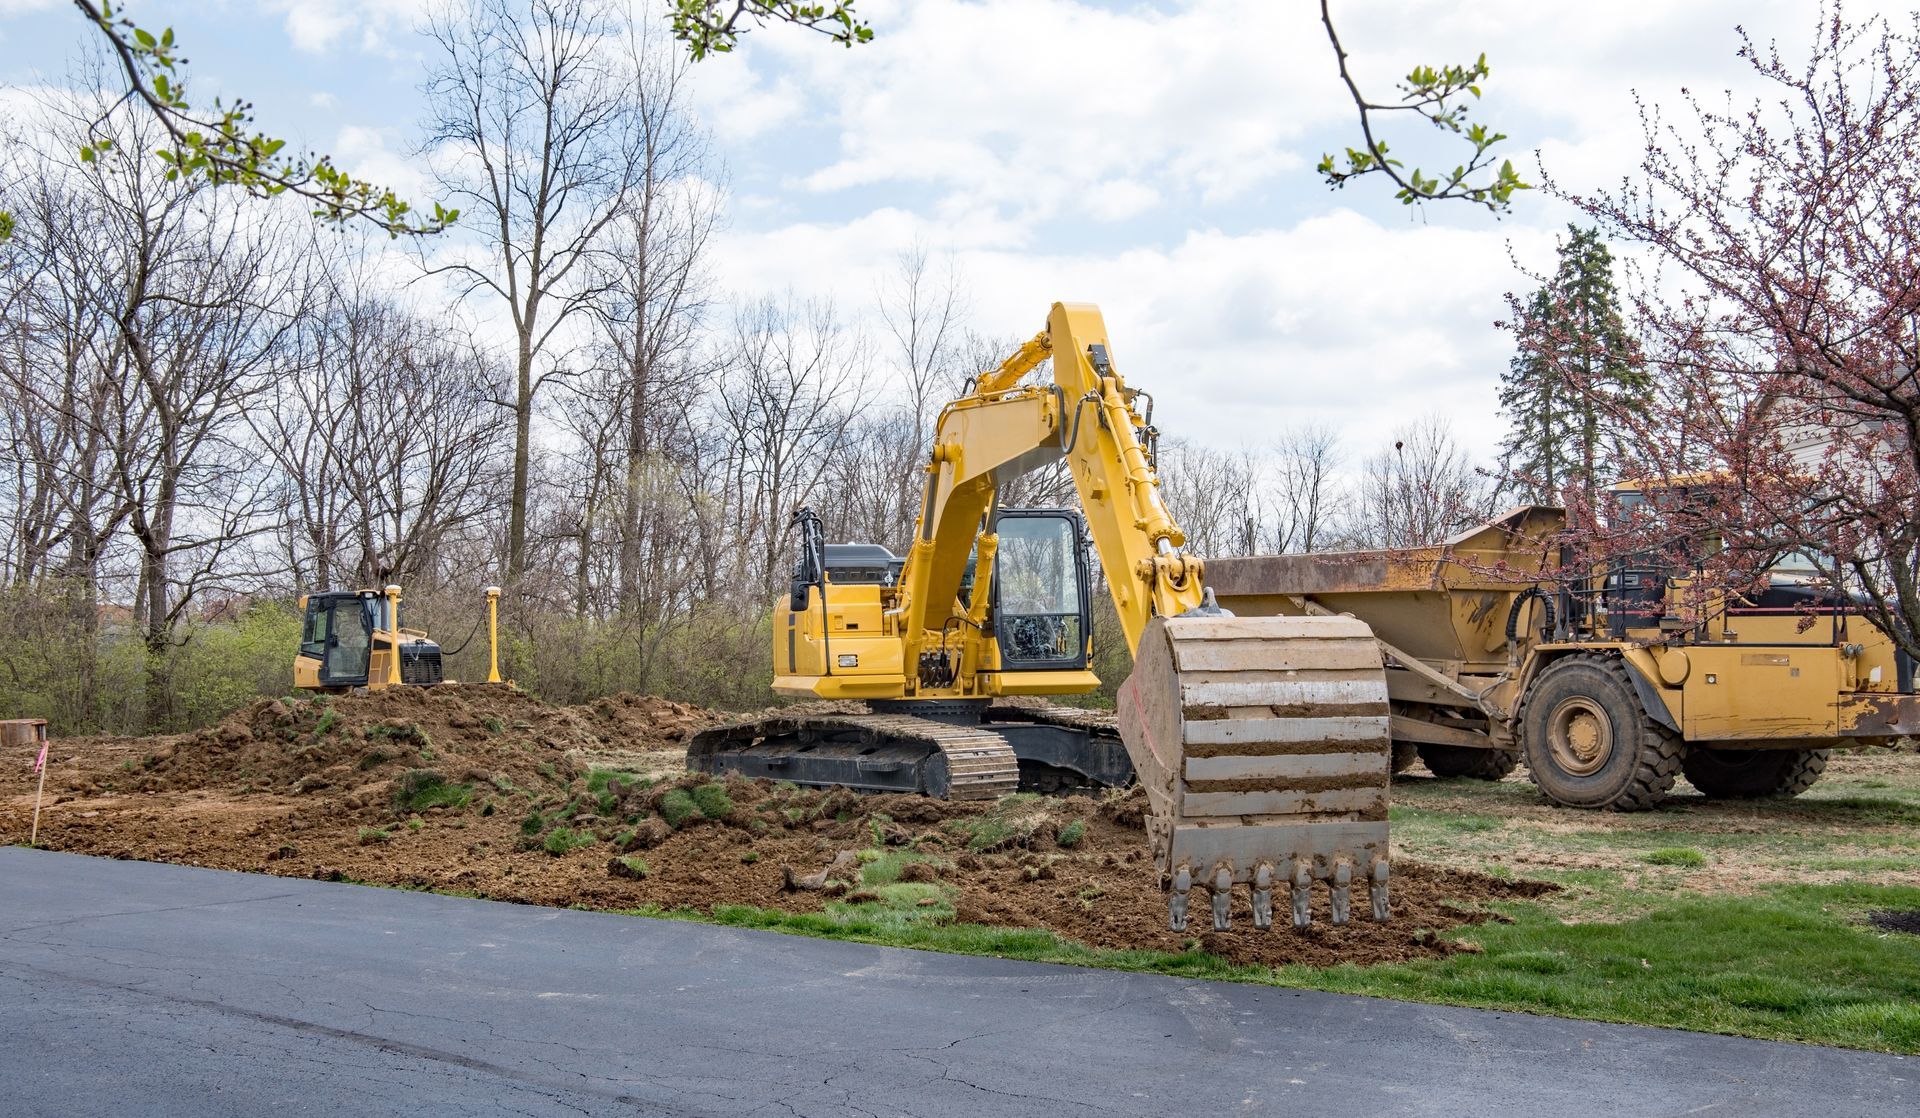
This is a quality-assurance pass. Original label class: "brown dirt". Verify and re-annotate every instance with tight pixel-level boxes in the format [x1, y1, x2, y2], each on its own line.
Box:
[2, 686, 1551, 970]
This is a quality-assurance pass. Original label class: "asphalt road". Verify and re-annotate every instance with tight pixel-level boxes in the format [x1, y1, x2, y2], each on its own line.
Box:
[2, 848, 1913, 1117]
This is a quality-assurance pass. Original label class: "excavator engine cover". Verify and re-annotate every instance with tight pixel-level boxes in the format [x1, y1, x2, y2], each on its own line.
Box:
[1117, 613, 1391, 930]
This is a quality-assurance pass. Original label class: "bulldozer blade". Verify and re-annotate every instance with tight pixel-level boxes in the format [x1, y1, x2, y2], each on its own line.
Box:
[1117, 613, 1392, 930]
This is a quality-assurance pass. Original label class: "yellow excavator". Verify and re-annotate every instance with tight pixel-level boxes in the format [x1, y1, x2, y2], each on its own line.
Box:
[690, 303, 1393, 930]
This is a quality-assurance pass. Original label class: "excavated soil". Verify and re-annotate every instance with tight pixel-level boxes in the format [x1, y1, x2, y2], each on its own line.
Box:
[2, 687, 1550, 969]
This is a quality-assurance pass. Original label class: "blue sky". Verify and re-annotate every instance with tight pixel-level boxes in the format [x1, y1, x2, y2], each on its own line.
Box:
[0, 0, 1875, 464]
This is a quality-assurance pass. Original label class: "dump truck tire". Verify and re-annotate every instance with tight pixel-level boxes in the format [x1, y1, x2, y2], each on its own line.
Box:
[1415, 743, 1519, 781]
[1682, 747, 1829, 799]
[1519, 656, 1683, 811]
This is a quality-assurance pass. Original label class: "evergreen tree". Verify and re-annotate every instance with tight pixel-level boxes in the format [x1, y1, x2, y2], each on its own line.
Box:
[1499, 226, 1643, 503]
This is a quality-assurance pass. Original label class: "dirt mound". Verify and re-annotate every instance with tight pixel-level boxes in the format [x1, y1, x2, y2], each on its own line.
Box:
[67, 687, 718, 807]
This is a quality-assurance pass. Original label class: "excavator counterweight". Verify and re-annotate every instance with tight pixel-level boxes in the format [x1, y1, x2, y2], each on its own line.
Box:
[689, 303, 1392, 930]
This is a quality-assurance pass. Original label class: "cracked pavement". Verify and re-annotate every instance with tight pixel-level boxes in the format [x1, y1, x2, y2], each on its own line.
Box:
[1, 847, 1913, 1117]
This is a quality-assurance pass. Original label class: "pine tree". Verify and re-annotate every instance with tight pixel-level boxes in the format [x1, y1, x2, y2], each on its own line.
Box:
[1499, 226, 1643, 503]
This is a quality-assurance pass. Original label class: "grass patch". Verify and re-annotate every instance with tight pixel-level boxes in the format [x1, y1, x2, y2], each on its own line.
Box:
[314, 709, 340, 735]
[1056, 819, 1086, 848]
[356, 826, 391, 845]
[392, 770, 473, 814]
[587, 768, 643, 794]
[659, 789, 698, 828]
[482, 716, 504, 734]
[858, 849, 934, 887]
[1644, 847, 1708, 868]
[691, 783, 734, 819]
[542, 826, 597, 856]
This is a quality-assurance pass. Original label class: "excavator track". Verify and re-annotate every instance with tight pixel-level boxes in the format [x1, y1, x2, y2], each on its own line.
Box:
[1118, 613, 1392, 931]
[686, 711, 1020, 800]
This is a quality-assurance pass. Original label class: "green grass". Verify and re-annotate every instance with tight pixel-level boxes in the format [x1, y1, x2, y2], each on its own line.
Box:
[392, 770, 473, 814]
[659, 788, 698, 828]
[586, 768, 643, 794]
[1056, 819, 1086, 848]
[1644, 847, 1708, 868]
[314, 709, 340, 735]
[691, 783, 733, 819]
[858, 849, 935, 887]
[542, 826, 597, 856]
[1278, 882, 1920, 1053]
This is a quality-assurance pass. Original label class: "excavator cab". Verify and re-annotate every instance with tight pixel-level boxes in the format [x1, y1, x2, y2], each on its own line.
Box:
[989, 510, 1091, 671]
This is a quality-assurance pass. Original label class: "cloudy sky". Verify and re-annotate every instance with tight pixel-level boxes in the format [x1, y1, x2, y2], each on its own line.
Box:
[0, 0, 1870, 465]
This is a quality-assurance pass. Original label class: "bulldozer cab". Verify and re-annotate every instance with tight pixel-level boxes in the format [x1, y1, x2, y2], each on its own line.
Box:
[298, 592, 383, 687]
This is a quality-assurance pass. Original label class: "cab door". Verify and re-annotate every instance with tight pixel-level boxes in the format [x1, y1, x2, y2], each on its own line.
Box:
[300, 595, 374, 687]
[990, 511, 1092, 671]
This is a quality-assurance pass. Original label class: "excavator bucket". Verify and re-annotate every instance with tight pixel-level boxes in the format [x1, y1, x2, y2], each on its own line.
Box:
[1117, 614, 1392, 931]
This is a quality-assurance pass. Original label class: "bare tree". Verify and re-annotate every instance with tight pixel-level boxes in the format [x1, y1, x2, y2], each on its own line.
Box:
[707, 294, 871, 589]
[420, 0, 642, 582]
[585, 20, 721, 613]
[1350, 417, 1492, 549]
[256, 246, 510, 594]
[1267, 423, 1346, 553]
[1156, 439, 1263, 558]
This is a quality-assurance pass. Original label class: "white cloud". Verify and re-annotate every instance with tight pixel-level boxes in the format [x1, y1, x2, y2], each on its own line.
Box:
[708, 206, 1557, 462]
[329, 124, 430, 205]
[269, 0, 420, 56]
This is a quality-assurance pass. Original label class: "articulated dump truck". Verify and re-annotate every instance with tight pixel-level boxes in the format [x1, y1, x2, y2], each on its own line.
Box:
[1208, 506, 1920, 811]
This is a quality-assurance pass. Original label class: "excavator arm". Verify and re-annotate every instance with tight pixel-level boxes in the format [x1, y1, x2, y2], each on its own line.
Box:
[900, 303, 1393, 931]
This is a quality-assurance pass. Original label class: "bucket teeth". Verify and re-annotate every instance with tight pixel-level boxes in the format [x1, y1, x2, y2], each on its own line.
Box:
[1168, 865, 1191, 932]
[1211, 864, 1233, 931]
[1291, 861, 1313, 929]
[1330, 861, 1353, 926]
[1370, 858, 1390, 923]
[1250, 863, 1274, 930]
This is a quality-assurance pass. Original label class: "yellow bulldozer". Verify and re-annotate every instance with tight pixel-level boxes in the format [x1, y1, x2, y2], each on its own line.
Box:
[690, 303, 1394, 931]
[294, 584, 504, 693]
[1206, 505, 1920, 810]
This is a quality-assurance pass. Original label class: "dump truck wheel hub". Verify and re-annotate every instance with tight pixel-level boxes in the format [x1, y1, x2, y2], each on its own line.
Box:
[1547, 698, 1613, 776]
